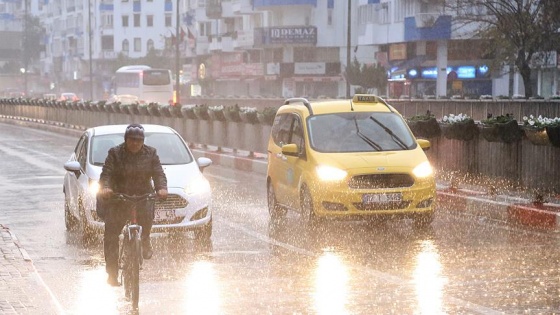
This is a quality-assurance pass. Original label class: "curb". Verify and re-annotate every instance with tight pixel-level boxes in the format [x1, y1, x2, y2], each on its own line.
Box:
[437, 188, 560, 230]
[5, 228, 32, 261]
[3, 115, 560, 231]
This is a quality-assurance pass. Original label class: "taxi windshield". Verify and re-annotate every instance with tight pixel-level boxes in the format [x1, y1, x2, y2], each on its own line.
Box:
[307, 112, 416, 153]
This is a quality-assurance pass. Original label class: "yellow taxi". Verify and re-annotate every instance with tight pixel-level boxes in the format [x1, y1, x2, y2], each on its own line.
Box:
[266, 94, 435, 227]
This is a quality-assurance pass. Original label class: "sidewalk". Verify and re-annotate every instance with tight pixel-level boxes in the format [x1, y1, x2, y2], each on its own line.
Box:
[0, 225, 61, 314]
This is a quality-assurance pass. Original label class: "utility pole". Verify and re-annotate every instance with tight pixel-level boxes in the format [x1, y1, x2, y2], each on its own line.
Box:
[175, 0, 181, 105]
[23, 0, 28, 96]
[346, 0, 351, 98]
[88, 0, 93, 100]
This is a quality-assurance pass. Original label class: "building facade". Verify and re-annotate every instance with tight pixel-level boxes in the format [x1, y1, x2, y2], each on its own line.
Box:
[25, 0, 560, 100]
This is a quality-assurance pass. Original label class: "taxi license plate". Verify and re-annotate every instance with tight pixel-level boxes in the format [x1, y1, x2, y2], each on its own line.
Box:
[154, 209, 176, 221]
[362, 193, 402, 203]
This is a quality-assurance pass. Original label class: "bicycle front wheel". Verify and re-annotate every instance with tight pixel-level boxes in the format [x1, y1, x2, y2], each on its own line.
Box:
[123, 232, 141, 309]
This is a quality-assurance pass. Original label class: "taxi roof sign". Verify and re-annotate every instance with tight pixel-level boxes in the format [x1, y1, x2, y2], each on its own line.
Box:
[353, 94, 380, 104]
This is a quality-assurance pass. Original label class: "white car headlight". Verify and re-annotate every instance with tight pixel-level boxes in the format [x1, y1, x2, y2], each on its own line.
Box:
[185, 175, 211, 195]
[412, 161, 433, 178]
[316, 165, 347, 181]
[88, 179, 100, 196]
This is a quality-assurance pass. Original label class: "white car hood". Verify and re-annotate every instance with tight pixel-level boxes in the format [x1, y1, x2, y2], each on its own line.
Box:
[88, 162, 200, 189]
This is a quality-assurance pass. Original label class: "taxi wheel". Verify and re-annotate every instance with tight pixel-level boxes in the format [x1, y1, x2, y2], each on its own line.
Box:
[267, 183, 286, 220]
[300, 186, 318, 226]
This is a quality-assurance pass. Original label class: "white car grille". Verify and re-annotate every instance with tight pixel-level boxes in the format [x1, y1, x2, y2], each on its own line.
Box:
[154, 194, 188, 210]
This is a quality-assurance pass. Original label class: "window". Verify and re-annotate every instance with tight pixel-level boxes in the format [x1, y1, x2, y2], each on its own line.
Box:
[271, 114, 293, 147]
[147, 39, 154, 51]
[146, 15, 153, 27]
[122, 15, 129, 27]
[102, 14, 113, 28]
[122, 39, 129, 53]
[134, 13, 140, 27]
[134, 37, 141, 52]
[291, 116, 305, 156]
[101, 35, 114, 50]
[327, 9, 333, 26]
[165, 14, 172, 27]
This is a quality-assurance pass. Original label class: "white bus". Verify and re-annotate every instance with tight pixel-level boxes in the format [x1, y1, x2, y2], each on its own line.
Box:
[113, 65, 173, 104]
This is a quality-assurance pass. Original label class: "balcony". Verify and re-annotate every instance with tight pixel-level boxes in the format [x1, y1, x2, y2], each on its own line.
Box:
[234, 30, 254, 48]
[253, 0, 317, 8]
[209, 36, 222, 51]
[404, 14, 451, 41]
[220, 0, 256, 16]
[196, 36, 209, 55]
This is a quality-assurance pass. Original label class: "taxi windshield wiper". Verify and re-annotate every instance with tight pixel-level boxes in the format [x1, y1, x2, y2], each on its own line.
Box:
[354, 118, 382, 151]
[369, 116, 409, 150]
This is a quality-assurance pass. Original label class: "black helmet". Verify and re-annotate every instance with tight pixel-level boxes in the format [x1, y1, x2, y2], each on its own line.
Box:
[124, 123, 145, 140]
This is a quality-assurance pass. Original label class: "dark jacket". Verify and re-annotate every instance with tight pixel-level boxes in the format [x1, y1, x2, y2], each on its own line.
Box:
[99, 143, 167, 195]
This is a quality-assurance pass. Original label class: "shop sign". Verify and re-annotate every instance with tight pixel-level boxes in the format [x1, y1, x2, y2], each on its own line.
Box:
[267, 63, 280, 75]
[389, 43, 407, 61]
[294, 62, 326, 75]
[268, 26, 317, 44]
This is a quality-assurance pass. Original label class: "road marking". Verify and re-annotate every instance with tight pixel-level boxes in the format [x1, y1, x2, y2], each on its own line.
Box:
[221, 219, 503, 315]
[204, 173, 239, 183]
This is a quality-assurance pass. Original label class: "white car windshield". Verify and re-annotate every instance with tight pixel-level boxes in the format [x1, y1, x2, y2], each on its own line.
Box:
[90, 132, 193, 165]
[307, 112, 416, 153]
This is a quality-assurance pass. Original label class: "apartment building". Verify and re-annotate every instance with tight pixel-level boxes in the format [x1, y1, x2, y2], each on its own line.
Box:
[31, 0, 559, 100]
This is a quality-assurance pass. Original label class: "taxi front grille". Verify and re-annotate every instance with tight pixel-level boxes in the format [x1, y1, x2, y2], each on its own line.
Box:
[353, 201, 411, 210]
[154, 194, 188, 210]
[348, 174, 414, 189]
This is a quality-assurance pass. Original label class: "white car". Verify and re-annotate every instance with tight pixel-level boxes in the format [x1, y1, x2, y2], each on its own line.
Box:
[63, 124, 213, 241]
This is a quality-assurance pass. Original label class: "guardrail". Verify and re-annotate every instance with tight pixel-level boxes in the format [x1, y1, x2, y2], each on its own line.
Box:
[1, 98, 559, 193]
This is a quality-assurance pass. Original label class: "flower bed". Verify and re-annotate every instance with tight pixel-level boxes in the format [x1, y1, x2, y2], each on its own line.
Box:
[522, 115, 560, 146]
[406, 110, 441, 138]
[479, 113, 522, 143]
[239, 106, 258, 124]
[440, 113, 478, 141]
[208, 105, 226, 121]
[257, 107, 278, 125]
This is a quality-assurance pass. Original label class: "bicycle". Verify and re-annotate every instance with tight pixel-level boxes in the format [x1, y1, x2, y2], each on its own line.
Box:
[113, 192, 156, 310]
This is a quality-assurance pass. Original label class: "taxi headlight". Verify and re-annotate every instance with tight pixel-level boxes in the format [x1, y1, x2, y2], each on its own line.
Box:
[88, 179, 100, 196]
[316, 165, 347, 181]
[412, 161, 433, 178]
[185, 175, 211, 195]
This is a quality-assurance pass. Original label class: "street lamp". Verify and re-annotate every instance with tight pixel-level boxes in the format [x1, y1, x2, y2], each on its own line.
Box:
[88, 0, 93, 100]
[175, 0, 181, 105]
[346, 0, 351, 98]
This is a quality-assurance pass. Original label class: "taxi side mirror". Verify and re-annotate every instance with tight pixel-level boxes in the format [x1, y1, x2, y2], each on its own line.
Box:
[281, 143, 299, 157]
[417, 139, 431, 151]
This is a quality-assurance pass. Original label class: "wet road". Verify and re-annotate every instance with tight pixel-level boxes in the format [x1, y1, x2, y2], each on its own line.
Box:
[2, 123, 560, 314]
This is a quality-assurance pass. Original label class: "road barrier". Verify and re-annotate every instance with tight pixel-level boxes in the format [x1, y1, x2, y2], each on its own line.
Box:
[1, 98, 559, 192]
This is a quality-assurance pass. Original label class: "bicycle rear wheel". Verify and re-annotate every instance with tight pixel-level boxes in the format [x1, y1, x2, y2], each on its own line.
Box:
[123, 232, 141, 309]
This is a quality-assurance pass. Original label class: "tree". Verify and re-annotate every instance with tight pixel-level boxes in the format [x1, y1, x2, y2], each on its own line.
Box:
[22, 15, 45, 72]
[446, 0, 560, 98]
[344, 57, 387, 94]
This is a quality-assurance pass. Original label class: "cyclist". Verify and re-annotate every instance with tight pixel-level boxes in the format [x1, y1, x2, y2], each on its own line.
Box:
[98, 123, 168, 286]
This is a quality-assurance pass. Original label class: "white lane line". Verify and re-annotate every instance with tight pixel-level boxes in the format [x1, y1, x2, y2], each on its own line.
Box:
[221, 219, 503, 315]
[0, 145, 66, 175]
[204, 173, 239, 183]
